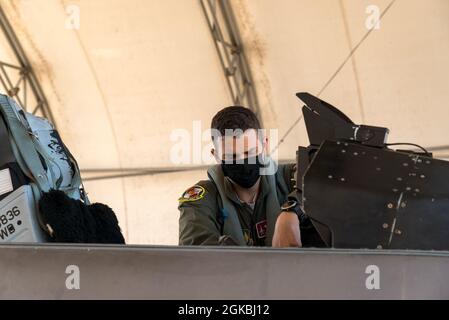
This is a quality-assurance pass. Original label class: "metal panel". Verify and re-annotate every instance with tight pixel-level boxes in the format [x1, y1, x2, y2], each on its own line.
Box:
[0, 244, 448, 299]
[303, 140, 449, 250]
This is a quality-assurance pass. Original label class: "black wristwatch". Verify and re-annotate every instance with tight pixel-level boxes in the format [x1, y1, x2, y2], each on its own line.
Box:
[281, 199, 300, 215]
[280, 199, 307, 223]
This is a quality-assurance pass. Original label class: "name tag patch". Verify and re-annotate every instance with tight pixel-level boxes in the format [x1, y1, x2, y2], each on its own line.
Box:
[256, 220, 267, 239]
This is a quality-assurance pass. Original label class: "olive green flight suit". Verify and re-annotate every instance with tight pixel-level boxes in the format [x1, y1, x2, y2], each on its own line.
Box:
[178, 163, 326, 247]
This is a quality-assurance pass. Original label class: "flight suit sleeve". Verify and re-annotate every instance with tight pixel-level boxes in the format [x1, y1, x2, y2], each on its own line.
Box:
[282, 163, 331, 247]
[282, 162, 297, 193]
[275, 163, 297, 199]
[178, 183, 222, 246]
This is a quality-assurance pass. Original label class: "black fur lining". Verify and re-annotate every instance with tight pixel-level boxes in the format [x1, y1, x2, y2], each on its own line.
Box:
[39, 190, 125, 244]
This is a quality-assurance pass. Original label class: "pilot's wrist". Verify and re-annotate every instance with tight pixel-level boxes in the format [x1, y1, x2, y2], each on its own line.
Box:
[281, 199, 306, 224]
[281, 199, 300, 216]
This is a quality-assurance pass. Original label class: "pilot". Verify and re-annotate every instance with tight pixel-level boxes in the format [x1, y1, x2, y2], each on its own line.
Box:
[178, 106, 326, 247]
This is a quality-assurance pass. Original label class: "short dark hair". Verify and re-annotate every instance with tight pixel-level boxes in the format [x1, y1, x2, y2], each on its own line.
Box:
[211, 106, 261, 141]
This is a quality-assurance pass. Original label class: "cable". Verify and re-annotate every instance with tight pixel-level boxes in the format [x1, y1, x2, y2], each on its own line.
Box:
[271, 0, 397, 153]
[386, 142, 431, 156]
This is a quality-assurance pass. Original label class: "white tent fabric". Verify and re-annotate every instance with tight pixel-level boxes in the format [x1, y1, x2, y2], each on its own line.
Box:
[233, 0, 449, 158]
[0, 0, 448, 245]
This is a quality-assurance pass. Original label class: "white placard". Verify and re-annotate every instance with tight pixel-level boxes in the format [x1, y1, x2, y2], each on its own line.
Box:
[0, 168, 13, 196]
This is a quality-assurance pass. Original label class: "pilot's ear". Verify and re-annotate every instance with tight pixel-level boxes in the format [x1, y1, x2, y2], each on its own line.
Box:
[211, 148, 219, 163]
[211, 148, 222, 163]
[264, 137, 269, 152]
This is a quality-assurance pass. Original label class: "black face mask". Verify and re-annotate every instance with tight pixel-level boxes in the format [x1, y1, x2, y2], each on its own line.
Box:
[221, 155, 265, 188]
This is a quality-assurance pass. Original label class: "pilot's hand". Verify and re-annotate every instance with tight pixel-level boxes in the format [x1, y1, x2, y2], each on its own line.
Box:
[272, 212, 302, 248]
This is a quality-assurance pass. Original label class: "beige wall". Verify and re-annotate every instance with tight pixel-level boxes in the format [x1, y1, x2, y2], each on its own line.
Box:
[234, 0, 449, 159]
[1, 0, 448, 245]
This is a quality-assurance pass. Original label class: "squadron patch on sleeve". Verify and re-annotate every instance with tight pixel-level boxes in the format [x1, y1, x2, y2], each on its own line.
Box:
[178, 185, 206, 203]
